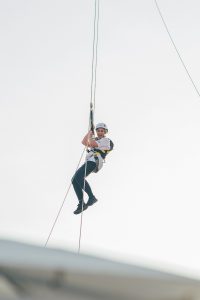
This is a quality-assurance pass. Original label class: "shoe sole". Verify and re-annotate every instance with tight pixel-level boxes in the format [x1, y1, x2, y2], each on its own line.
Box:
[87, 199, 98, 206]
[74, 205, 88, 215]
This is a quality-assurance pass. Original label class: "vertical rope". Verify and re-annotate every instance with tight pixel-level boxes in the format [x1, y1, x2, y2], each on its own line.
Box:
[77, 148, 88, 254]
[44, 0, 100, 250]
[78, 0, 100, 254]
[93, 0, 100, 112]
[77, 114, 91, 254]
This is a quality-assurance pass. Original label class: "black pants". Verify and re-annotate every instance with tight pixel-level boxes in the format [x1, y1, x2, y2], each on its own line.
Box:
[72, 161, 96, 203]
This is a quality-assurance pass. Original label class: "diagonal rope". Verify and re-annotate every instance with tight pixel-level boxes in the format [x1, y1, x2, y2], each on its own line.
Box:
[78, 0, 100, 254]
[44, 148, 86, 247]
[154, 0, 200, 97]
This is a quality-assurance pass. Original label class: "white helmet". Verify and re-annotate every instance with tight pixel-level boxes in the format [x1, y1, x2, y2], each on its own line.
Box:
[95, 122, 108, 132]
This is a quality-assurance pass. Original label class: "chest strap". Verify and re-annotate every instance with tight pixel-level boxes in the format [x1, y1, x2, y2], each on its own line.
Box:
[87, 148, 109, 159]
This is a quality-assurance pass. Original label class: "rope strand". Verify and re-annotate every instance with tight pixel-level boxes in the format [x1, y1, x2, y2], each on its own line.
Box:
[44, 0, 100, 250]
[78, 0, 100, 254]
[154, 0, 200, 97]
[44, 148, 86, 247]
[93, 0, 100, 112]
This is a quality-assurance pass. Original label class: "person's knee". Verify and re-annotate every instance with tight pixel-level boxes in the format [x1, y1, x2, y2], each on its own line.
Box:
[72, 173, 81, 184]
[71, 175, 76, 184]
[72, 169, 84, 186]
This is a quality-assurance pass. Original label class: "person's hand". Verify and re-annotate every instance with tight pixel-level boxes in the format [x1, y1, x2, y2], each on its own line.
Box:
[88, 130, 93, 137]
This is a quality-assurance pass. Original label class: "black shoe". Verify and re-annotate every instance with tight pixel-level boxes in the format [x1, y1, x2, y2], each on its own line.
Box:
[73, 202, 88, 215]
[87, 196, 98, 206]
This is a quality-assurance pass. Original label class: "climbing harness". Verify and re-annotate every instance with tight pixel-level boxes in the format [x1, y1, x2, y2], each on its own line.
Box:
[86, 138, 114, 173]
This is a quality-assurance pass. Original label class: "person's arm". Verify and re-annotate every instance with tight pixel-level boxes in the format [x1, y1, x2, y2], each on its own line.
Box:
[82, 131, 98, 148]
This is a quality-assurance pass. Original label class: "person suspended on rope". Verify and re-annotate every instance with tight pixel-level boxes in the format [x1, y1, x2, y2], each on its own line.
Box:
[72, 123, 114, 215]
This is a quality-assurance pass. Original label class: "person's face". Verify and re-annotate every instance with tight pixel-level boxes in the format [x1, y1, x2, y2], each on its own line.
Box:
[96, 128, 106, 138]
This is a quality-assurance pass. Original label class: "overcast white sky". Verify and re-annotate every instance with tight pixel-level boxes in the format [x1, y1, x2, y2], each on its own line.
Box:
[1, 0, 200, 278]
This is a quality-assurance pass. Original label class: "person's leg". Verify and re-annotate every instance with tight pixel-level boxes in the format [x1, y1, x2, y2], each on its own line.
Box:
[80, 161, 98, 205]
[78, 161, 96, 198]
[72, 161, 96, 215]
[71, 176, 83, 202]
[84, 179, 95, 199]
[72, 161, 96, 201]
